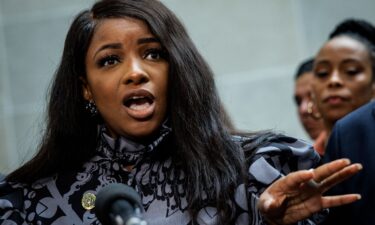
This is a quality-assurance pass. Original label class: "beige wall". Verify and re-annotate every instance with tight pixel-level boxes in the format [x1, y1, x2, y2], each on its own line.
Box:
[1, 0, 375, 173]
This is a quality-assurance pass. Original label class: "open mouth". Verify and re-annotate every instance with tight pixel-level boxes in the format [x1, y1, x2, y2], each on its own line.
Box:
[122, 90, 155, 119]
[124, 96, 154, 110]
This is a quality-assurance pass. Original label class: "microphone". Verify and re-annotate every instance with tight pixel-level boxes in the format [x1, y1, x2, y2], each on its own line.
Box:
[95, 183, 147, 225]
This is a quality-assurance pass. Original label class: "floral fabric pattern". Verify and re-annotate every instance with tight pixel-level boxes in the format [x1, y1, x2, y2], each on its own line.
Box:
[0, 128, 322, 225]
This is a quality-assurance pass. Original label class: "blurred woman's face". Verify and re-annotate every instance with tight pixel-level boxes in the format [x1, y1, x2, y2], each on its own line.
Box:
[294, 72, 325, 140]
[83, 18, 169, 140]
[312, 36, 375, 127]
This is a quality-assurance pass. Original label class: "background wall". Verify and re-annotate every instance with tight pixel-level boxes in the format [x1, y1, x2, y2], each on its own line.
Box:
[1, 0, 374, 173]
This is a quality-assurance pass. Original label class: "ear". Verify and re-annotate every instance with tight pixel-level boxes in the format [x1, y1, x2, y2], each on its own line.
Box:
[80, 77, 92, 101]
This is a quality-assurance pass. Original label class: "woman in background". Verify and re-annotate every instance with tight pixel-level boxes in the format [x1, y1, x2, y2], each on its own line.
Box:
[318, 18, 375, 225]
[294, 58, 325, 155]
[0, 1, 361, 224]
[312, 19, 375, 153]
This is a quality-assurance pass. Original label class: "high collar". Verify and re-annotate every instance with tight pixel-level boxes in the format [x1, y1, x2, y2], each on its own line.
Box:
[97, 120, 172, 165]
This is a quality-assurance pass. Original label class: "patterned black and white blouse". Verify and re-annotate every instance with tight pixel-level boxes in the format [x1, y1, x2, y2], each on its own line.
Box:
[0, 125, 324, 225]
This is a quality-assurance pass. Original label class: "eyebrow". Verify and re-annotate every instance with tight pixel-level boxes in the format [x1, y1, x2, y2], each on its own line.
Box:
[93, 37, 161, 59]
[341, 58, 362, 64]
[137, 37, 160, 45]
[94, 43, 122, 59]
[315, 59, 329, 65]
[316, 58, 362, 66]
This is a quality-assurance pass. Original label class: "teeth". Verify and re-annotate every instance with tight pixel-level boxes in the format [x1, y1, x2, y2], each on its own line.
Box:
[125, 95, 151, 111]
[129, 101, 150, 110]
[130, 96, 144, 100]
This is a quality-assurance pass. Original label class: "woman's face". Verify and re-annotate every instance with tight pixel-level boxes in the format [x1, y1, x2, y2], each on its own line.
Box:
[83, 18, 169, 140]
[312, 36, 375, 126]
[294, 72, 324, 140]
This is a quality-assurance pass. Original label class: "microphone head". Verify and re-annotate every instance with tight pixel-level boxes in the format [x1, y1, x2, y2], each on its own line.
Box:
[95, 183, 143, 225]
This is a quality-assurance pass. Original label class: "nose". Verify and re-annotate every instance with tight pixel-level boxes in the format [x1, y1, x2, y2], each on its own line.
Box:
[328, 70, 343, 88]
[123, 58, 149, 85]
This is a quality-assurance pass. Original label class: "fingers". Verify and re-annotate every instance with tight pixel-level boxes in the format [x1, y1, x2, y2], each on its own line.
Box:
[320, 163, 362, 193]
[321, 194, 361, 209]
[313, 158, 351, 183]
[310, 158, 362, 193]
[278, 170, 315, 191]
[258, 170, 314, 215]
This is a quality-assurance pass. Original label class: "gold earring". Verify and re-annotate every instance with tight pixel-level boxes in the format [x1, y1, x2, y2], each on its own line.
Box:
[307, 101, 322, 119]
[307, 101, 313, 114]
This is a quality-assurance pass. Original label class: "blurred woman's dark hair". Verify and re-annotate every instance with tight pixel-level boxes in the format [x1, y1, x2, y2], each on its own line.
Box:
[295, 58, 314, 80]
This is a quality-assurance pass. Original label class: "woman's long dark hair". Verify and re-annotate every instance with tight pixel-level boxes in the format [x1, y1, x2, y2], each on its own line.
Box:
[7, 0, 246, 224]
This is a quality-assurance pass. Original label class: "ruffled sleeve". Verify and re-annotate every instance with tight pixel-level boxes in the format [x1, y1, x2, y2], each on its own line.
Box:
[242, 135, 327, 225]
[0, 181, 27, 225]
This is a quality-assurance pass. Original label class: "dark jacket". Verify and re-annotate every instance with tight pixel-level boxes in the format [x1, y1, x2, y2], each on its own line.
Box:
[322, 101, 375, 225]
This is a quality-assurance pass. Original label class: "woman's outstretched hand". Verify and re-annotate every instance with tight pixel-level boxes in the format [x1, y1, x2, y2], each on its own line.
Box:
[257, 159, 362, 225]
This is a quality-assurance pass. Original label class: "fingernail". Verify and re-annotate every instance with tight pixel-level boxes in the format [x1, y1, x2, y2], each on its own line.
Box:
[356, 194, 362, 200]
[356, 164, 363, 170]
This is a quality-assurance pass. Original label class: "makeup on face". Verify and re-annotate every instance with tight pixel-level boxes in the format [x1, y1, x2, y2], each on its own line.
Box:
[84, 18, 169, 140]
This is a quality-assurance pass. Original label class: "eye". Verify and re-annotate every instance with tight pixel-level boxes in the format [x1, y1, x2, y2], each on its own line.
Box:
[97, 55, 120, 67]
[313, 62, 331, 79]
[346, 69, 359, 76]
[314, 69, 329, 78]
[294, 96, 301, 106]
[144, 48, 168, 61]
[345, 67, 361, 76]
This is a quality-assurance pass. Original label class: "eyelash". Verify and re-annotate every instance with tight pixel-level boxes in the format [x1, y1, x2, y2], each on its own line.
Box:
[96, 48, 168, 68]
[144, 48, 168, 60]
[314, 68, 362, 79]
[346, 68, 360, 76]
[97, 55, 120, 67]
[314, 70, 329, 78]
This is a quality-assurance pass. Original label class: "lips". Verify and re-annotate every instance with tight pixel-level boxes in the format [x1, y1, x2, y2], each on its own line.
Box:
[122, 89, 155, 120]
[323, 95, 348, 105]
